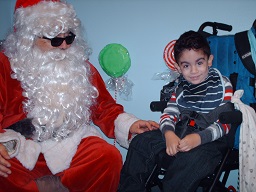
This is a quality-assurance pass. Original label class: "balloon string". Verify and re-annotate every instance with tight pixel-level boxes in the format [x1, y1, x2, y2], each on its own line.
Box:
[114, 87, 117, 102]
[113, 79, 118, 146]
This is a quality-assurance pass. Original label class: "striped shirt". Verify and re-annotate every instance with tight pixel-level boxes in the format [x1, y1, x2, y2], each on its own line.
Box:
[160, 68, 233, 144]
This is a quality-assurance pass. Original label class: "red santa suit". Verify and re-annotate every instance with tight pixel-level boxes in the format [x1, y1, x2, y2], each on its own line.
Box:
[0, 1, 142, 190]
[0, 49, 140, 191]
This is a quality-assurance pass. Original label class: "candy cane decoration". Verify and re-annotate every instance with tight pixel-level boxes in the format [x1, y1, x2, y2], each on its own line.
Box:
[163, 40, 177, 71]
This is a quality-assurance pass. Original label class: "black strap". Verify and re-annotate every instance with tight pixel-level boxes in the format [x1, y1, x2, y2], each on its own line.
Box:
[234, 30, 256, 76]
[179, 102, 234, 129]
[229, 72, 238, 92]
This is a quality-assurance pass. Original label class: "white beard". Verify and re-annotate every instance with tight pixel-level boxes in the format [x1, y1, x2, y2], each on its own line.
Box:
[10, 45, 98, 142]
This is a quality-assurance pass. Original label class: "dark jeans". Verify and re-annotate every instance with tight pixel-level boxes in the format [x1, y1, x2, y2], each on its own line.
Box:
[118, 130, 228, 192]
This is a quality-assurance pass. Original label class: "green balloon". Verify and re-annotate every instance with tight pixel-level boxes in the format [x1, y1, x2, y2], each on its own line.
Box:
[99, 43, 131, 78]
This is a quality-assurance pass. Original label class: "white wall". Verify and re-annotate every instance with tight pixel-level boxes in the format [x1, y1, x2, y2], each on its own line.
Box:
[1, 0, 255, 189]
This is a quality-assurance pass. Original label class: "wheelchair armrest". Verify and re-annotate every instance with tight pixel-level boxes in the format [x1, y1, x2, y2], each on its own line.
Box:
[150, 101, 167, 113]
[219, 110, 242, 125]
[219, 110, 242, 149]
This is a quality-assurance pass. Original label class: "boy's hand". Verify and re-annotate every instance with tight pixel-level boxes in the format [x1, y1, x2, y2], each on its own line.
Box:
[0, 143, 11, 177]
[129, 120, 159, 134]
[165, 131, 180, 156]
[178, 133, 201, 152]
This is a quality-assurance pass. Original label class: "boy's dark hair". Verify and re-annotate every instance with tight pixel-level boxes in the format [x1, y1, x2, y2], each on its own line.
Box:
[174, 30, 211, 63]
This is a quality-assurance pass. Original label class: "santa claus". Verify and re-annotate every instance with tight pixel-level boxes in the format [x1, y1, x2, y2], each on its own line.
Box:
[0, 0, 158, 191]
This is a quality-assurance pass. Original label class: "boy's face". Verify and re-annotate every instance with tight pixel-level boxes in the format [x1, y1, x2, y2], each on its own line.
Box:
[174, 49, 213, 85]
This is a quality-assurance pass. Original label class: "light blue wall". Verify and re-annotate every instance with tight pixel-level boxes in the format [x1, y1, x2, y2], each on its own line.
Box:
[0, 0, 15, 40]
[0, 0, 255, 189]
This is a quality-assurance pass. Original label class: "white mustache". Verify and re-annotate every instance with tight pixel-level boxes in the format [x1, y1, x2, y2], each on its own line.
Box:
[48, 49, 67, 61]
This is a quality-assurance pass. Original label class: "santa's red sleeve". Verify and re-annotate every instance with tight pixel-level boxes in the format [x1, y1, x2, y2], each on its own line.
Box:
[0, 52, 26, 133]
[88, 61, 139, 148]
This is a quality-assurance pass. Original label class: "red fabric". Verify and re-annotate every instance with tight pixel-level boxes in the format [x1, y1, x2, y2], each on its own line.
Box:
[0, 137, 122, 192]
[89, 62, 124, 138]
[15, 0, 60, 11]
[0, 52, 124, 191]
[0, 52, 26, 130]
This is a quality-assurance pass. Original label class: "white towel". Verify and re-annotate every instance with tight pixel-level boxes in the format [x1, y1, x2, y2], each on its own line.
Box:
[232, 90, 256, 192]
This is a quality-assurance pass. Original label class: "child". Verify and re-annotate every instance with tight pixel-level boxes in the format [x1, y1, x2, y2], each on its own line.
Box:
[118, 30, 233, 192]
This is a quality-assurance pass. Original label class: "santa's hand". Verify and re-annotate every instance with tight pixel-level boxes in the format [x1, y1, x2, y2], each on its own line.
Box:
[129, 120, 159, 134]
[0, 143, 11, 177]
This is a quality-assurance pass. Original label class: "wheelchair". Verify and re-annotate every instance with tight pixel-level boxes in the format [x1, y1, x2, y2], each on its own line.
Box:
[145, 21, 256, 192]
[145, 105, 242, 192]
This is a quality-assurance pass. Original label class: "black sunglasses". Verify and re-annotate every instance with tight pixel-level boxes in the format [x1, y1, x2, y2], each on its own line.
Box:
[42, 32, 76, 47]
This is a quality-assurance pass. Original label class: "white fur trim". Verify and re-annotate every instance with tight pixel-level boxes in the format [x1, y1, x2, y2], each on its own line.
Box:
[41, 125, 102, 174]
[114, 113, 139, 148]
[0, 129, 41, 170]
[16, 137, 41, 170]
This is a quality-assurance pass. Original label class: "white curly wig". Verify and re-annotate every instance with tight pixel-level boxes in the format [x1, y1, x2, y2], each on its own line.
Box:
[4, 0, 99, 142]
[6, 0, 91, 57]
